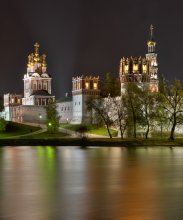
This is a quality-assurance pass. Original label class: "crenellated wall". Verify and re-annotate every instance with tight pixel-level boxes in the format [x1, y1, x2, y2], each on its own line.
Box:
[119, 56, 151, 84]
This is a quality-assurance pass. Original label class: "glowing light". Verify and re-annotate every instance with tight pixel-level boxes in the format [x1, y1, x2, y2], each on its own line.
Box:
[93, 82, 98, 90]
[143, 64, 147, 73]
[124, 65, 128, 74]
[133, 64, 138, 72]
[85, 82, 89, 89]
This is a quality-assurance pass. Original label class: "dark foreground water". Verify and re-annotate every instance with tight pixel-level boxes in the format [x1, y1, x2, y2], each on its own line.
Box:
[0, 147, 183, 220]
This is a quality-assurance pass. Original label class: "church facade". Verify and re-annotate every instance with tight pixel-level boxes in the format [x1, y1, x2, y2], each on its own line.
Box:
[3, 43, 55, 123]
[22, 42, 54, 106]
[2, 25, 159, 125]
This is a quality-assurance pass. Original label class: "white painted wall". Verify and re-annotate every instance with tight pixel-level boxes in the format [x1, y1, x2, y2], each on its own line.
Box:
[57, 101, 73, 123]
[71, 94, 91, 124]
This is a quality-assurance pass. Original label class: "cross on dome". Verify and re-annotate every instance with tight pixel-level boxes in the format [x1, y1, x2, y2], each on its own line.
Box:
[34, 42, 40, 55]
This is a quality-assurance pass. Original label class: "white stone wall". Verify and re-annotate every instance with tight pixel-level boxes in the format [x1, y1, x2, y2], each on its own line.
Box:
[57, 101, 73, 123]
[4, 106, 11, 121]
[71, 94, 91, 124]
[22, 106, 46, 124]
[72, 94, 83, 123]
[8, 105, 47, 124]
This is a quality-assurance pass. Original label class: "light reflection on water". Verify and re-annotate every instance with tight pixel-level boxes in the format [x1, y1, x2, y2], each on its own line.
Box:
[0, 146, 183, 219]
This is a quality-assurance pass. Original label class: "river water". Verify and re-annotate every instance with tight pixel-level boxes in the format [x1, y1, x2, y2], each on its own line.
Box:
[0, 146, 183, 220]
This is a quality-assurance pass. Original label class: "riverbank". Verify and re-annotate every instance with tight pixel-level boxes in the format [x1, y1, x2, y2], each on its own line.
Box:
[0, 137, 183, 147]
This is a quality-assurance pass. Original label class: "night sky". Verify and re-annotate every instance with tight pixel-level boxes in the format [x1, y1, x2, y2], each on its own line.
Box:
[0, 0, 183, 98]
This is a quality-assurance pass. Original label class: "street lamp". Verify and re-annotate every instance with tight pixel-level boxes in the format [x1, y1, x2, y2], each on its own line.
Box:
[38, 113, 42, 127]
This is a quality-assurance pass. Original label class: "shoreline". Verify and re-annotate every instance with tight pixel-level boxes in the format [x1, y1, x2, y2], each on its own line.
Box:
[0, 138, 183, 147]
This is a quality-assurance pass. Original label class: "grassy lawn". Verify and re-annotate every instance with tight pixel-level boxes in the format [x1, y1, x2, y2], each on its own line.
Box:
[60, 123, 79, 131]
[60, 123, 118, 137]
[20, 131, 69, 139]
[87, 126, 118, 137]
[0, 122, 41, 138]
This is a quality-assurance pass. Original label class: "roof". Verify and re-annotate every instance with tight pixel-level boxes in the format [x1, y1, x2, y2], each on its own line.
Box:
[28, 72, 51, 78]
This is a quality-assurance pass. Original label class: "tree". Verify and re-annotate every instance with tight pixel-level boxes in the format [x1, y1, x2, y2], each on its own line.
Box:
[87, 96, 113, 138]
[158, 80, 183, 140]
[138, 86, 157, 139]
[123, 83, 142, 138]
[110, 96, 128, 139]
[75, 124, 89, 138]
[45, 101, 60, 133]
[101, 73, 120, 97]
[154, 99, 169, 138]
[0, 118, 7, 132]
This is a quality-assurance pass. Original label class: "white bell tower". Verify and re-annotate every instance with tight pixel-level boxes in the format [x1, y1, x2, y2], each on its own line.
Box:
[22, 42, 54, 106]
[146, 25, 159, 92]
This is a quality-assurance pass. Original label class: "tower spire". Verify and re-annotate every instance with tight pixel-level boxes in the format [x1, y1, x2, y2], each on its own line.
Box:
[147, 24, 156, 53]
[34, 42, 40, 55]
[150, 24, 154, 41]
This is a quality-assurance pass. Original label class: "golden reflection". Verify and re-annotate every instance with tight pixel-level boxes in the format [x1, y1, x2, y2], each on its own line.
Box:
[1, 147, 183, 219]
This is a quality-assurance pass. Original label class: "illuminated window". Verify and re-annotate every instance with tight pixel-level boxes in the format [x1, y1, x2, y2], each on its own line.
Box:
[124, 65, 128, 74]
[85, 82, 89, 89]
[93, 82, 98, 90]
[11, 98, 14, 103]
[133, 64, 138, 72]
[143, 64, 147, 73]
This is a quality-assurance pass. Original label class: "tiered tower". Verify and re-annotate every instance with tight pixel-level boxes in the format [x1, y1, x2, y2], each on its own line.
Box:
[22, 42, 55, 106]
[71, 76, 100, 124]
[146, 25, 159, 92]
[119, 25, 159, 93]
